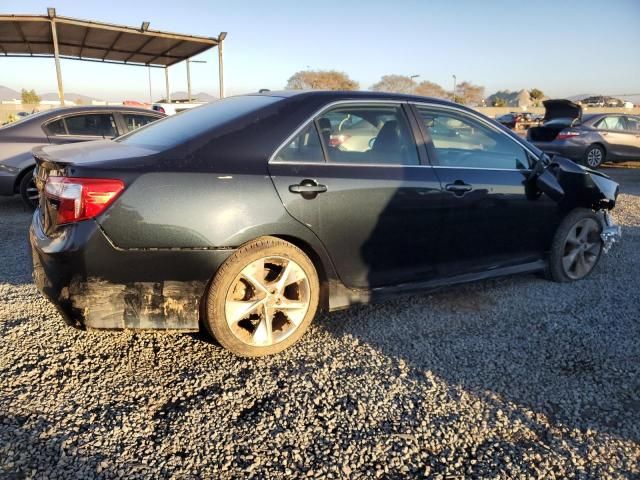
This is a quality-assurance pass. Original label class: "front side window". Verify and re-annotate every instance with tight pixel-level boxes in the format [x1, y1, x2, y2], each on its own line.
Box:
[274, 123, 324, 163]
[417, 107, 529, 169]
[596, 116, 626, 131]
[64, 114, 117, 137]
[625, 116, 640, 132]
[316, 105, 419, 165]
[122, 114, 158, 132]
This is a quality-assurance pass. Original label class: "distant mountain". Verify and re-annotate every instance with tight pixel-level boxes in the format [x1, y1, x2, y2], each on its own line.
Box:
[40, 92, 101, 103]
[0, 85, 21, 101]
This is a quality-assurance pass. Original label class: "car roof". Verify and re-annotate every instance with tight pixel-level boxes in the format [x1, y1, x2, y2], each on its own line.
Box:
[250, 89, 459, 106]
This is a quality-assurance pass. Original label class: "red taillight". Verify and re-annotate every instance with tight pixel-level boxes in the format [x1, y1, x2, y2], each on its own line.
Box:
[154, 106, 166, 114]
[556, 130, 581, 140]
[44, 177, 125, 224]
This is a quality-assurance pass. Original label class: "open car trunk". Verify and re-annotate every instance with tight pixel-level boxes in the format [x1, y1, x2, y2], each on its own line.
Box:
[528, 99, 582, 142]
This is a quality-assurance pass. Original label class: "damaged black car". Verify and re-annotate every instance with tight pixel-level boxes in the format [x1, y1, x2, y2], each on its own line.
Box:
[30, 91, 622, 356]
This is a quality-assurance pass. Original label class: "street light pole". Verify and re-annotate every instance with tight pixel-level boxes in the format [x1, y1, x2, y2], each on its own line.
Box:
[186, 60, 192, 102]
[452, 74, 457, 102]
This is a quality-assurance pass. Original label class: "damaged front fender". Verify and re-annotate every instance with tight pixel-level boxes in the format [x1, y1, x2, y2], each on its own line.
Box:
[532, 156, 619, 210]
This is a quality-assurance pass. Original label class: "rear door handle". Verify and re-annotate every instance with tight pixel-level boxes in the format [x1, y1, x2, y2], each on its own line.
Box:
[289, 180, 327, 194]
[445, 182, 473, 196]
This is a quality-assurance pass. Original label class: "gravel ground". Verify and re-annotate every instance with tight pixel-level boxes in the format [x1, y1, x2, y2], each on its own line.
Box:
[1, 168, 639, 479]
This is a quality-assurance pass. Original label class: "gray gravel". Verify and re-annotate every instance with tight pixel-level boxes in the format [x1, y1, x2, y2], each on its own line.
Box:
[1, 168, 639, 479]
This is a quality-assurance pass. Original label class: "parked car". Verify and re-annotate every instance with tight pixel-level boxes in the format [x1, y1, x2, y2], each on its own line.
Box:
[30, 91, 621, 357]
[527, 99, 640, 168]
[0, 106, 164, 208]
[152, 99, 206, 115]
[496, 112, 522, 129]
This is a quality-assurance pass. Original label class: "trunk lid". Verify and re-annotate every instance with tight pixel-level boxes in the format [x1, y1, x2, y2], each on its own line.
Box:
[542, 99, 582, 123]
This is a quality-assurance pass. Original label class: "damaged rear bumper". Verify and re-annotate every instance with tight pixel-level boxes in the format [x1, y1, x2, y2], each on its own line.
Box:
[29, 212, 234, 331]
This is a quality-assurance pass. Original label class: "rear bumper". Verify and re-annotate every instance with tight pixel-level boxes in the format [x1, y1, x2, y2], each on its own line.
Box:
[529, 140, 588, 161]
[30, 212, 234, 330]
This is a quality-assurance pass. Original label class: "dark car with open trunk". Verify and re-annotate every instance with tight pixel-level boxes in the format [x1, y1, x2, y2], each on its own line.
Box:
[30, 91, 621, 356]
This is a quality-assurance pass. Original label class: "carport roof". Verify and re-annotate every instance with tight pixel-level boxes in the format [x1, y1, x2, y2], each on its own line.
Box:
[0, 13, 220, 67]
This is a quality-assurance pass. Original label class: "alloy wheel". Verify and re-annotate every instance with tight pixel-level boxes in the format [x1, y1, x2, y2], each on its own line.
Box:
[26, 178, 39, 205]
[586, 147, 603, 168]
[561, 218, 602, 280]
[224, 256, 311, 347]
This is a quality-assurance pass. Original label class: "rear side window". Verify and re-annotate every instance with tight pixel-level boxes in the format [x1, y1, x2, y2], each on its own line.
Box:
[122, 113, 158, 132]
[45, 119, 66, 136]
[417, 107, 529, 170]
[274, 123, 324, 162]
[118, 95, 280, 149]
[625, 116, 640, 132]
[596, 116, 626, 131]
[64, 114, 117, 137]
[316, 105, 419, 165]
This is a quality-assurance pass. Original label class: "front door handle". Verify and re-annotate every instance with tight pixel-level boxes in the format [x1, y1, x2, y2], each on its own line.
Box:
[445, 182, 473, 196]
[289, 179, 327, 195]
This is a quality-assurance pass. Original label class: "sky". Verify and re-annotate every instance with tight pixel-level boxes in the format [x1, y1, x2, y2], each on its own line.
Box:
[1, 0, 639, 101]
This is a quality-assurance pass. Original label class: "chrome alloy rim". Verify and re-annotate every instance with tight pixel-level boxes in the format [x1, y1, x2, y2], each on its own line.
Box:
[224, 256, 310, 347]
[26, 178, 39, 203]
[562, 218, 602, 280]
[586, 148, 603, 168]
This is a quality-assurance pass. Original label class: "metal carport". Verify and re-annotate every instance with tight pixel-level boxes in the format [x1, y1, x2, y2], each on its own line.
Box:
[0, 8, 227, 105]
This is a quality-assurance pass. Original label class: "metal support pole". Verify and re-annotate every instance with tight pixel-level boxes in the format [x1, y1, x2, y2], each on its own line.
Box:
[164, 67, 170, 102]
[186, 60, 192, 102]
[218, 41, 224, 99]
[147, 66, 152, 104]
[50, 19, 65, 106]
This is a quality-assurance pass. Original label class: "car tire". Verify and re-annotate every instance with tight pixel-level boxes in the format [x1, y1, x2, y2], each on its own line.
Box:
[19, 168, 39, 210]
[583, 144, 605, 169]
[547, 208, 603, 283]
[204, 236, 320, 357]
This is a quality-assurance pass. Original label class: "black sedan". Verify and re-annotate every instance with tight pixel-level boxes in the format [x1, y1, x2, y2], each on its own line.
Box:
[30, 91, 621, 356]
[0, 106, 164, 208]
[528, 99, 640, 168]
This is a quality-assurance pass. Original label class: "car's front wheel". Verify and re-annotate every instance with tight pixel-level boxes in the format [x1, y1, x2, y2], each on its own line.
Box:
[583, 144, 605, 169]
[548, 208, 603, 282]
[204, 236, 320, 356]
[19, 168, 39, 210]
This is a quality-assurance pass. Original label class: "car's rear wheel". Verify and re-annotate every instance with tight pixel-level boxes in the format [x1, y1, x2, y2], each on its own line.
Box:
[19, 168, 39, 210]
[584, 144, 605, 169]
[548, 209, 603, 282]
[204, 236, 319, 356]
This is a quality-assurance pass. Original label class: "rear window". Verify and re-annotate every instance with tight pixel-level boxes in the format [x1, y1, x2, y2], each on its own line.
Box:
[117, 95, 281, 149]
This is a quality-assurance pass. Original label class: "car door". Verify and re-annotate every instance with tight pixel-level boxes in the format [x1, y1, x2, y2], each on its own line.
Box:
[412, 103, 560, 278]
[593, 115, 637, 160]
[44, 113, 118, 145]
[268, 102, 444, 289]
[623, 115, 640, 159]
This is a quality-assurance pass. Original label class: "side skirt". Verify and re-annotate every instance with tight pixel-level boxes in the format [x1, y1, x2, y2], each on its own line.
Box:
[328, 260, 547, 311]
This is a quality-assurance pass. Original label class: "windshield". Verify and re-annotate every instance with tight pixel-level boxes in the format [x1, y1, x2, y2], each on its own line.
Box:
[117, 95, 281, 149]
[0, 110, 51, 129]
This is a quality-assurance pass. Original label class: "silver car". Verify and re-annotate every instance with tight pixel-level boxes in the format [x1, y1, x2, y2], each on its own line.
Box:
[0, 106, 164, 208]
[527, 99, 640, 168]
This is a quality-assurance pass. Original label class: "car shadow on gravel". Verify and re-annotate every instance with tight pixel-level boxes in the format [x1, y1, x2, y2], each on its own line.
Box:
[323, 222, 640, 451]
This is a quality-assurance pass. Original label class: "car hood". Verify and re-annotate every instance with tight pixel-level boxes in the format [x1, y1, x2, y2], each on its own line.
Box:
[542, 99, 582, 122]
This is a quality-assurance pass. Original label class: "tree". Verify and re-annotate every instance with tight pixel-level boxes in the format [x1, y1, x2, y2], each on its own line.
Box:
[21, 88, 40, 105]
[414, 81, 446, 98]
[285, 70, 359, 90]
[455, 81, 485, 106]
[492, 97, 507, 107]
[529, 88, 544, 106]
[370, 75, 417, 94]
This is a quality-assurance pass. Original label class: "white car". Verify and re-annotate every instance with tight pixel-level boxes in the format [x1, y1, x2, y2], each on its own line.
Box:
[152, 100, 206, 115]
